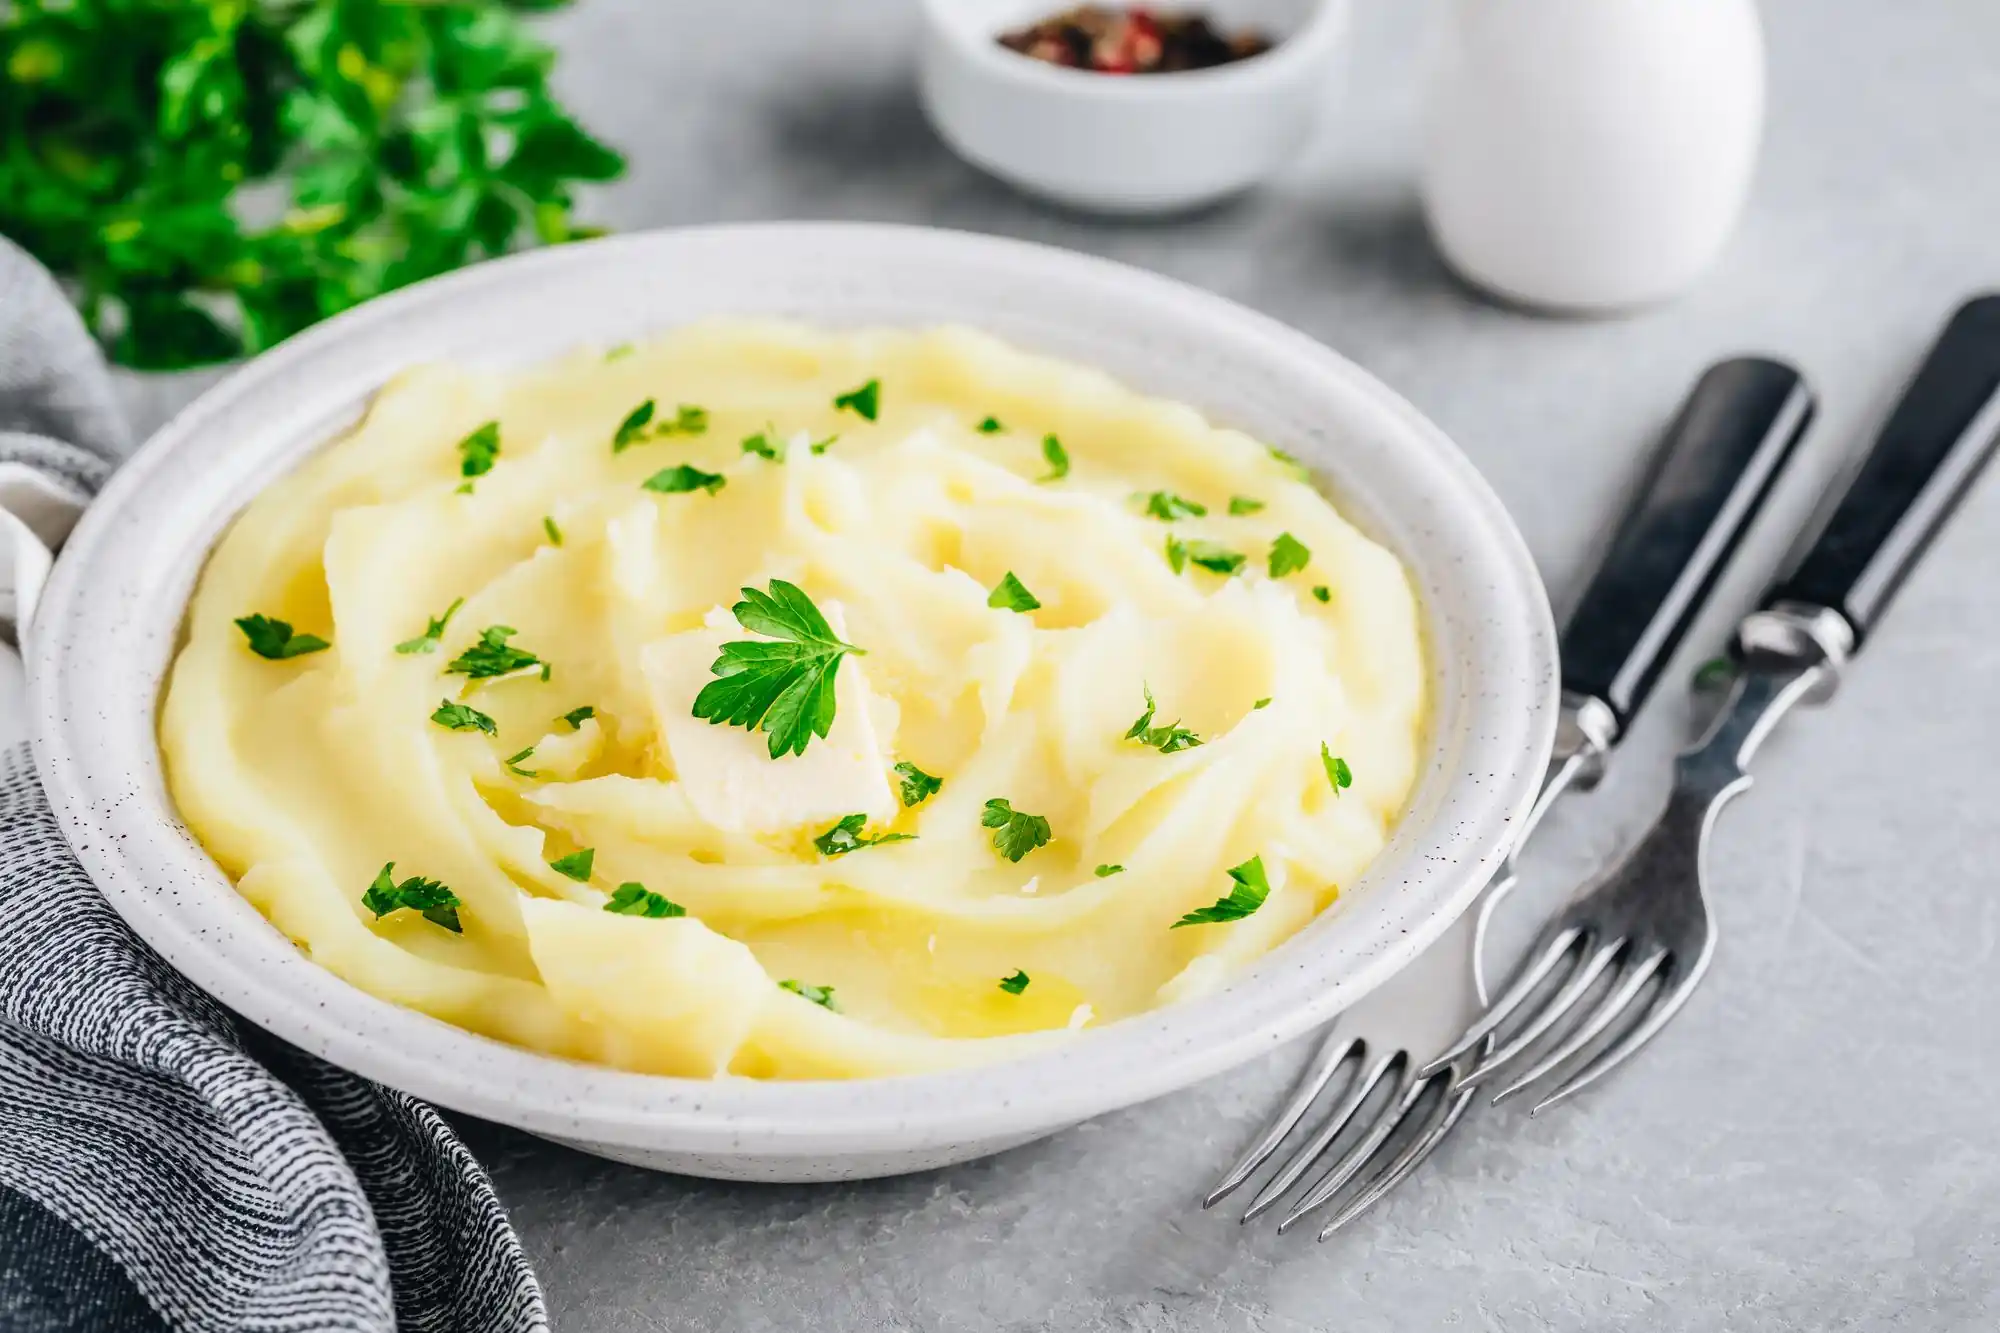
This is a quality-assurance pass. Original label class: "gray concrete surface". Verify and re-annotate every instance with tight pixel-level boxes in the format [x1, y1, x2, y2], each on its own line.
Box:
[124, 1, 2000, 1328]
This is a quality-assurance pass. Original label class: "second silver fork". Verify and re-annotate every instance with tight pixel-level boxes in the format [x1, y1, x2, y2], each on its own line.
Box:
[1204, 355, 1818, 1237]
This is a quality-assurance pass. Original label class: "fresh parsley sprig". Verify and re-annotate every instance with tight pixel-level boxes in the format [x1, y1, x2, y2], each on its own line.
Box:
[457, 422, 500, 484]
[780, 979, 839, 1010]
[549, 849, 594, 882]
[1166, 536, 1246, 576]
[1038, 434, 1070, 482]
[1095, 864, 1125, 878]
[1228, 496, 1265, 515]
[235, 614, 329, 660]
[691, 580, 863, 759]
[504, 745, 538, 778]
[1125, 685, 1202, 753]
[642, 464, 726, 495]
[559, 705, 596, 730]
[741, 427, 785, 462]
[812, 814, 915, 857]
[1268, 532, 1311, 579]
[431, 700, 496, 735]
[987, 572, 1041, 613]
[612, 399, 656, 450]
[395, 597, 464, 655]
[1172, 856, 1270, 928]
[1321, 744, 1353, 795]
[894, 762, 942, 808]
[446, 626, 546, 681]
[982, 798, 1052, 863]
[833, 378, 880, 420]
[362, 862, 463, 933]
[1143, 491, 1206, 521]
[998, 970, 1031, 995]
[605, 882, 686, 918]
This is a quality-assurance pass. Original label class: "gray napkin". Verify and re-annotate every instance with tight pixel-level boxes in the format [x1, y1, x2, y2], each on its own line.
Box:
[0, 237, 549, 1333]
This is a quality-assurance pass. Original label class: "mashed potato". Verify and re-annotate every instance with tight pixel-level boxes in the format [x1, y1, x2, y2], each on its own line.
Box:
[159, 324, 1426, 1079]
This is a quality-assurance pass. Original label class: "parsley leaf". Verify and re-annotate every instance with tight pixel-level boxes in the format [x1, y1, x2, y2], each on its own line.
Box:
[458, 421, 500, 480]
[362, 862, 462, 933]
[657, 404, 709, 437]
[605, 882, 686, 918]
[446, 625, 545, 680]
[1165, 536, 1245, 576]
[1321, 744, 1353, 795]
[612, 399, 656, 450]
[642, 463, 726, 495]
[833, 378, 880, 420]
[431, 700, 497, 735]
[1038, 434, 1070, 482]
[1095, 864, 1125, 877]
[810, 433, 838, 455]
[1228, 495, 1266, 515]
[741, 426, 785, 462]
[395, 597, 465, 655]
[1269, 445, 1311, 480]
[1253, 697, 1272, 710]
[813, 813, 916, 857]
[987, 572, 1041, 613]
[504, 745, 538, 777]
[1143, 491, 1207, 521]
[976, 416, 1005, 433]
[780, 979, 839, 1010]
[235, 613, 329, 660]
[894, 761, 942, 808]
[692, 580, 863, 759]
[559, 705, 596, 730]
[998, 970, 1031, 995]
[543, 516, 563, 546]
[1269, 532, 1312, 579]
[1172, 856, 1271, 928]
[982, 798, 1052, 863]
[1125, 685, 1202, 753]
[549, 848, 594, 881]
[1312, 585, 1331, 603]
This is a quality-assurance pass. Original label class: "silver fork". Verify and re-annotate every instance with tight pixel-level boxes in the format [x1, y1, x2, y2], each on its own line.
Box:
[1205, 356, 1818, 1236]
[1425, 294, 2000, 1115]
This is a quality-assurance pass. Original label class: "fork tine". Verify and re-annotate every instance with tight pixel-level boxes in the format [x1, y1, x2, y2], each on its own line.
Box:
[1315, 1072, 1472, 1239]
[1240, 1049, 1396, 1223]
[1276, 1062, 1419, 1234]
[1489, 950, 1668, 1106]
[1457, 939, 1623, 1089]
[1527, 940, 1716, 1115]
[1416, 922, 1583, 1079]
[1204, 1026, 1361, 1208]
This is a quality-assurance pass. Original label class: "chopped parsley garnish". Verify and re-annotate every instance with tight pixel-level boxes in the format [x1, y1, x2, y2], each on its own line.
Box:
[642, 463, 727, 495]
[457, 421, 500, 481]
[987, 571, 1041, 613]
[1312, 585, 1331, 603]
[1172, 856, 1270, 928]
[1125, 685, 1202, 753]
[559, 705, 596, 730]
[741, 426, 785, 462]
[235, 614, 329, 660]
[446, 625, 545, 680]
[1228, 495, 1266, 515]
[549, 848, 594, 882]
[431, 700, 497, 735]
[1142, 491, 1207, 521]
[1165, 536, 1246, 576]
[894, 761, 942, 808]
[810, 433, 838, 455]
[1253, 697, 1272, 710]
[657, 404, 709, 437]
[982, 798, 1052, 863]
[543, 516, 563, 546]
[395, 597, 465, 655]
[612, 398, 656, 450]
[833, 378, 880, 420]
[504, 745, 538, 777]
[812, 813, 916, 857]
[1269, 445, 1310, 479]
[976, 416, 1004, 433]
[605, 882, 686, 918]
[1322, 744, 1353, 795]
[780, 979, 839, 1010]
[1038, 433, 1070, 482]
[1269, 532, 1312, 579]
[362, 862, 462, 933]
[692, 579, 863, 759]
[998, 970, 1031, 995]
[1095, 864, 1125, 878]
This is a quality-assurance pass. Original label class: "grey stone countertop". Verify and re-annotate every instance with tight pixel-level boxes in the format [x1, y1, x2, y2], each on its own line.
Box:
[121, 1, 2000, 1328]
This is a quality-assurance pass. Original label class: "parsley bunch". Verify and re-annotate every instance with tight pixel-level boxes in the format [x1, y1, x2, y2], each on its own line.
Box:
[1, 0, 623, 369]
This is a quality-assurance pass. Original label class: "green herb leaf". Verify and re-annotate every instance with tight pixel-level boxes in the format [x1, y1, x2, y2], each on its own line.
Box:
[982, 798, 1052, 863]
[1253, 697, 1272, 710]
[780, 979, 839, 1010]
[893, 761, 942, 808]
[833, 378, 880, 420]
[458, 421, 500, 480]
[809, 433, 838, 455]
[1125, 685, 1202, 753]
[236, 614, 330, 660]
[1312, 585, 1331, 604]
[1094, 864, 1125, 878]
[612, 399, 656, 450]
[998, 970, 1031, 995]
[812, 813, 916, 857]
[395, 597, 465, 655]
[987, 571, 1041, 613]
[542, 516, 563, 546]
[1268, 532, 1311, 579]
[1269, 446, 1311, 480]
[691, 580, 863, 759]
[362, 862, 462, 933]
[642, 463, 726, 495]
[741, 426, 785, 462]
[655, 404, 709, 437]
[1172, 856, 1270, 928]
[1166, 537, 1245, 576]
[605, 343, 635, 363]
[1228, 495, 1266, 515]
[550, 848, 595, 882]
[560, 705, 596, 730]
[976, 416, 1004, 434]
[605, 882, 686, 918]
[504, 745, 538, 777]
[1142, 491, 1207, 521]
[1321, 743, 1352, 795]
[431, 699, 497, 735]
[1038, 433, 1070, 482]
[446, 625, 545, 680]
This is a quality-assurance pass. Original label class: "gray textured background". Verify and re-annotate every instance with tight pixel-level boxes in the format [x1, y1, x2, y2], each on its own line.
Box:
[124, 1, 2000, 1328]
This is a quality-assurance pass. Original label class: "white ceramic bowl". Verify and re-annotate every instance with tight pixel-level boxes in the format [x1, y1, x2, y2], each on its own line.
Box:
[28, 223, 1555, 1182]
[918, 0, 1349, 213]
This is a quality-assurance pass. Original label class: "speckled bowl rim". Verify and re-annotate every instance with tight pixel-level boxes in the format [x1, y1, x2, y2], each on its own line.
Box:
[29, 222, 1555, 1158]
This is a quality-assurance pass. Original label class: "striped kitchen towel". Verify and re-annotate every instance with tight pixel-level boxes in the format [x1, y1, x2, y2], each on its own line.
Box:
[0, 236, 549, 1332]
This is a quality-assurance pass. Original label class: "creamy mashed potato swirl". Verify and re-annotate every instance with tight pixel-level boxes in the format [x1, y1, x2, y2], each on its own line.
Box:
[160, 324, 1426, 1079]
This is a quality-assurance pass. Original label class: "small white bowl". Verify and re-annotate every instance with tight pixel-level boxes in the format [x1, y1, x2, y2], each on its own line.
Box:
[28, 223, 1554, 1182]
[918, 0, 1350, 213]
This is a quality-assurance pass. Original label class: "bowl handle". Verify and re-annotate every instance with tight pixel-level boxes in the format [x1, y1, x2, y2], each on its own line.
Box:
[0, 463, 86, 648]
